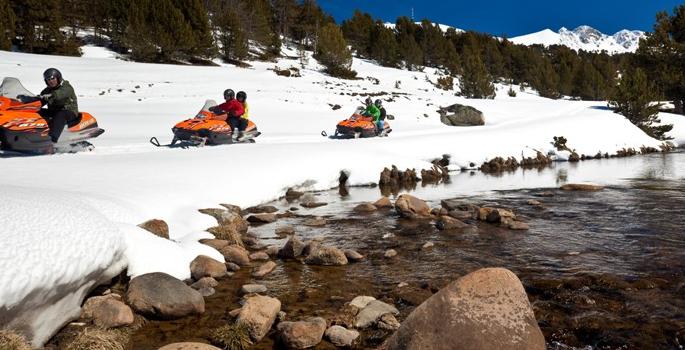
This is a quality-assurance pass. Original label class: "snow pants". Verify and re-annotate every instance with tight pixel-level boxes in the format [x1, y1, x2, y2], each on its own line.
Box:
[39, 109, 79, 142]
[228, 116, 247, 132]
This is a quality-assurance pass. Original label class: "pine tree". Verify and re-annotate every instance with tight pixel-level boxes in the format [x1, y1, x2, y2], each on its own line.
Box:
[636, 5, 685, 114]
[272, 0, 299, 39]
[459, 38, 495, 99]
[173, 0, 216, 59]
[0, 0, 15, 50]
[216, 8, 249, 61]
[11, 0, 79, 55]
[532, 57, 560, 99]
[243, 0, 280, 58]
[291, 0, 334, 47]
[369, 21, 399, 67]
[609, 68, 673, 140]
[341, 10, 374, 56]
[314, 22, 356, 78]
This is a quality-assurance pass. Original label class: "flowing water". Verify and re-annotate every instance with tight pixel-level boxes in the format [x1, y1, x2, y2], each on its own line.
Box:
[130, 152, 685, 349]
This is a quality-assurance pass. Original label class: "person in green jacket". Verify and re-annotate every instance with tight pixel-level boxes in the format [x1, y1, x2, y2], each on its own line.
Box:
[38, 68, 79, 142]
[362, 97, 380, 120]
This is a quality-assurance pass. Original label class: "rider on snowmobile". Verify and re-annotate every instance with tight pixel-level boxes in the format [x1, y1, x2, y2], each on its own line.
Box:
[211, 88, 245, 140]
[39, 68, 79, 142]
[374, 99, 386, 134]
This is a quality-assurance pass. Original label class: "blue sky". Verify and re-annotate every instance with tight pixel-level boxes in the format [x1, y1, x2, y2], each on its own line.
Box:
[318, 0, 683, 37]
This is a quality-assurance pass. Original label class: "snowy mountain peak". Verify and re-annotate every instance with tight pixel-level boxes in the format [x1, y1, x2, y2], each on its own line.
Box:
[511, 26, 645, 54]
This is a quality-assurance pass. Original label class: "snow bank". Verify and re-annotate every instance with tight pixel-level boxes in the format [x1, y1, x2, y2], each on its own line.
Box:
[0, 186, 126, 346]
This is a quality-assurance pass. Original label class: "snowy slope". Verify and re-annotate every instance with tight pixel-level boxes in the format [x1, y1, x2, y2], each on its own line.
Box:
[510, 26, 645, 54]
[0, 46, 683, 345]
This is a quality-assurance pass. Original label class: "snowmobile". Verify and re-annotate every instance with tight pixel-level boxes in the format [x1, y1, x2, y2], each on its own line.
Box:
[0, 77, 104, 155]
[323, 107, 392, 139]
[150, 100, 260, 148]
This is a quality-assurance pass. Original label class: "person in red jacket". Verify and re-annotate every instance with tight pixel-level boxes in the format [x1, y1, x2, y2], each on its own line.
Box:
[211, 89, 245, 139]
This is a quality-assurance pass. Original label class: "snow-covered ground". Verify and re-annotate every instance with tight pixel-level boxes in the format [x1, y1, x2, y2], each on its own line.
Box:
[1, 46, 684, 345]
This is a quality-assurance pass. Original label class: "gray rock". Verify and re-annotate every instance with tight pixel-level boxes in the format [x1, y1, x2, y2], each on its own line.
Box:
[278, 236, 305, 259]
[508, 221, 530, 230]
[249, 252, 270, 261]
[157, 342, 221, 350]
[437, 104, 485, 126]
[126, 272, 205, 320]
[190, 255, 227, 280]
[325, 326, 359, 347]
[241, 284, 268, 295]
[384, 249, 398, 258]
[191, 277, 219, 290]
[384, 267, 545, 350]
[349, 296, 376, 309]
[303, 217, 327, 226]
[436, 215, 469, 230]
[237, 295, 281, 342]
[81, 295, 134, 328]
[247, 213, 278, 223]
[252, 261, 277, 278]
[245, 205, 279, 214]
[200, 239, 230, 251]
[226, 262, 241, 272]
[560, 183, 604, 191]
[305, 246, 348, 266]
[285, 188, 305, 201]
[197, 287, 215, 297]
[448, 209, 475, 220]
[277, 317, 327, 349]
[343, 249, 364, 262]
[275, 225, 295, 235]
[355, 300, 399, 328]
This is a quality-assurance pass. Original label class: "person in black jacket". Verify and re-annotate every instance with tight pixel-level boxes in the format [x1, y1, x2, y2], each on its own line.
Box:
[38, 68, 80, 142]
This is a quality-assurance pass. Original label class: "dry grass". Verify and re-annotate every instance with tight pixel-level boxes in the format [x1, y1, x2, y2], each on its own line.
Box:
[209, 323, 252, 350]
[207, 226, 244, 247]
[0, 330, 33, 350]
[63, 328, 125, 350]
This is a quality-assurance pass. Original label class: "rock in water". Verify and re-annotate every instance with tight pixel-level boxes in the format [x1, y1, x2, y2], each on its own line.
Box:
[237, 295, 281, 342]
[277, 317, 327, 349]
[384, 267, 545, 350]
[126, 272, 205, 320]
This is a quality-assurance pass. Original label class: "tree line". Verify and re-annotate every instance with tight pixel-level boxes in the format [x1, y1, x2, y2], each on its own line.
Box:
[0, 0, 682, 136]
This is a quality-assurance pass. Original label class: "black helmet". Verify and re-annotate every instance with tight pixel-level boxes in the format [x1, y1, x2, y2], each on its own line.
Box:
[374, 99, 382, 107]
[236, 91, 247, 102]
[223, 89, 235, 100]
[43, 68, 62, 84]
[364, 97, 372, 105]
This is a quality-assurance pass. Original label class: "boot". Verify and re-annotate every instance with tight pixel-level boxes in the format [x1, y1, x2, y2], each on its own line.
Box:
[237, 131, 245, 141]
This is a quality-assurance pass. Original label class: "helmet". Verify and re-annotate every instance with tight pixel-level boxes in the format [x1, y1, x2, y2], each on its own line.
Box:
[374, 99, 382, 107]
[236, 91, 247, 102]
[364, 97, 372, 105]
[43, 68, 62, 84]
[223, 89, 235, 100]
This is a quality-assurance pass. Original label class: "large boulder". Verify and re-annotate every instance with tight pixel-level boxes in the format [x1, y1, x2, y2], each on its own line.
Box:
[138, 219, 169, 239]
[199, 208, 248, 234]
[438, 104, 485, 126]
[190, 255, 227, 280]
[277, 317, 327, 349]
[395, 194, 432, 219]
[355, 300, 399, 328]
[81, 295, 134, 328]
[126, 272, 205, 320]
[304, 246, 348, 266]
[237, 295, 282, 342]
[384, 267, 545, 350]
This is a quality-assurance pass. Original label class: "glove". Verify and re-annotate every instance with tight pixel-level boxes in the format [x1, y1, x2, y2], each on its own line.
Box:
[39, 94, 51, 102]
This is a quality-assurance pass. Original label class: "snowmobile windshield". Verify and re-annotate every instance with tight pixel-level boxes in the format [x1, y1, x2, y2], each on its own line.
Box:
[201, 99, 218, 112]
[0, 77, 36, 100]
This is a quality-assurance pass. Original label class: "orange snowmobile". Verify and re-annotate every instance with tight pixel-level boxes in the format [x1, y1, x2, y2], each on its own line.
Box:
[150, 100, 260, 147]
[0, 77, 104, 155]
[324, 107, 392, 139]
